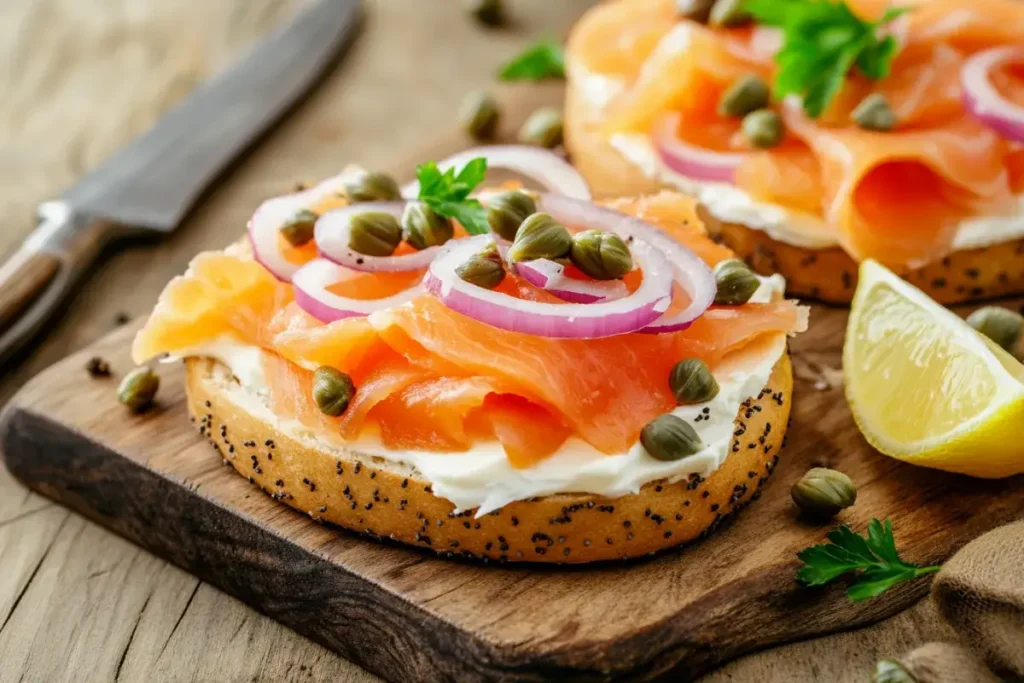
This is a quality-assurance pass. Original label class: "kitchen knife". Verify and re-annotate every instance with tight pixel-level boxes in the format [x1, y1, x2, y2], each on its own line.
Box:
[0, 0, 360, 367]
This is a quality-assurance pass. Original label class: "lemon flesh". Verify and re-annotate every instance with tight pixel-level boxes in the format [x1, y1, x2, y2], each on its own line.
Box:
[844, 260, 1024, 478]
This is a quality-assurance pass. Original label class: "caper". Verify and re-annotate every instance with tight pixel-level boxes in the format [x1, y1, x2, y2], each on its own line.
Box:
[873, 660, 918, 683]
[676, 0, 715, 22]
[486, 190, 537, 241]
[347, 211, 403, 256]
[569, 230, 633, 280]
[342, 170, 401, 202]
[118, 366, 159, 413]
[402, 203, 454, 250]
[507, 212, 573, 262]
[669, 358, 720, 405]
[741, 108, 784, 148]
[718, 74, 770, 118]
[708, 0, 751, 27]
[966, 306, 1023, 354]
[459, 90, 500, 140]
[791, 467, 857, 520]
[518, 107, 564, 149]
[279, 209, 319, 247]
[852, 93, 898, 132]
[312, 366, 356, 417]
[713, 258, 760, 305]
[456, 243, 506, 289]
[465, 0, 504, 26]
[640, 414, 704, 462]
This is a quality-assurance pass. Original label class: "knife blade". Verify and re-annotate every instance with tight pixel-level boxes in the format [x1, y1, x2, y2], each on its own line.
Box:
[0, 0, 361, 367]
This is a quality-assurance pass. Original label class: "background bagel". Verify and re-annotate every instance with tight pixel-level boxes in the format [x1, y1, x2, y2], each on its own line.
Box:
[186, 351, 793, 564]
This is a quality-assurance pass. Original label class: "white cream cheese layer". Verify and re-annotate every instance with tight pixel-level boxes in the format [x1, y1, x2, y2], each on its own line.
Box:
[175, 274, 788, 516]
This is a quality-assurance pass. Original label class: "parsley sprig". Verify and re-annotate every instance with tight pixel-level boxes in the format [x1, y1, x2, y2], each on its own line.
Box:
[499, 39, 565, 81]
[797, 519, 941, 602]
[744, 0, 906, 118]
[415, 158, 490, 235]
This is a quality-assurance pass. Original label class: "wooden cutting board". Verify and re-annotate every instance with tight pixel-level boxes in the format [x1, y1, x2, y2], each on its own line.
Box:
[3, 296, 1024, 681]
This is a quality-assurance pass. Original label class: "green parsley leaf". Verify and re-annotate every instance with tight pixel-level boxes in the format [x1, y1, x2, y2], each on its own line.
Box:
[796, 519, 941, 602]
[498, 40, 565, 81]
[744, 0, 907, 118]
[415, 158, 491, 235]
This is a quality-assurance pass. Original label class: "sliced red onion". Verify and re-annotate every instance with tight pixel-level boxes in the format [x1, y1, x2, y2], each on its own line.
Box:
[248, 171, 355, 281]
[538, 194, 716, 333]
[514, 259, 628, 303]
[401, 146, 592, 200]
[292, 258, 424, 323]
[962, 46, 1024, 143]
[315, 202, 440, 273]
[652, 112, 745, 184]
[425, 235, 672, 338]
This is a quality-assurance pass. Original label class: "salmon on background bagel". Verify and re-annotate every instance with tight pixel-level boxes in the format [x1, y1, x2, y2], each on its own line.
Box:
[133, 149, 807, 563]
[564, 0, 1024, 305]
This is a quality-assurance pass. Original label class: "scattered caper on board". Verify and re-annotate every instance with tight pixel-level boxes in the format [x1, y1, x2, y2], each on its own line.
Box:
[312, 366, 356, 417]
[343, 170, 401, 202]
[456, 243, 506, 289]
[713, 258, 760, 305]
[966, 306, 1023, 354]
[718, 74, 770, 118]
[791, 467, 857, 519]
[507, 212, 573, 262]
[486, 190, 537, 241]
[852, 93, 897, 132]
[872, 660, 917, 683]
[118, 367, 159, 413]
[279, 209, 319, 247]
[569, 230, 633, 280]
[402, 203, 454, 250]
[669, 358, 720, 405]
[465, 0, 504, 26]
[348, 211, 403, 256]
[640, 414, 704, 461]
[518, 107, 564, 149]
[741, 108, 783, 148]
[459, 91, 500, 140]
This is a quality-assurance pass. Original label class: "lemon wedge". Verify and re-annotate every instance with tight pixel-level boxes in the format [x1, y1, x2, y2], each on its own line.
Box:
[844, 259, 1024, 478]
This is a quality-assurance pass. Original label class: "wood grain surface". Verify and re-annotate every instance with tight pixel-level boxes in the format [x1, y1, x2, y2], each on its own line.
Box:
[0, 1, 990, 682]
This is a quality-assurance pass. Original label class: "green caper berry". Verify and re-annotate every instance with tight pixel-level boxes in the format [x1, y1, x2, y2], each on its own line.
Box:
[507, 212, 573, 262]
[279, 209, 319, 247]
[718, 74, 770, 118]
[640, 414, 704, 462]
[741, 109, 784, 148]
[465, 0, 504, 26]
[347, 211, 403, 256]
[569, 230, 633, 280]
[873, 660, 918, 683]
[518, 107, 564, 149]
[708, 0, 751, 27]
[312, 366, 356, 417]
[676, 0, 715, 22]
[459, 91, 500, 140]
[852, 93, 898, 132]
[669, 358, 720, 405]
[343, 170, 401, 202]
[486, 190, 537, 241]
[456, 244, 506, 289]
[967, 306, 1024, 353]
[402, 203, 454, 250]
[713, 258, 760, 305]
[791, 467, 857, 520]
[118, 367, 160, 413]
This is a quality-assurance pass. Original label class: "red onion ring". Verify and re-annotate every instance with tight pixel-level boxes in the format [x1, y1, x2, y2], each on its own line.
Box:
[652, 112, 745, 184]
[315, 202, 441, 273]
[292, 258, 424, 323]
[962, 46, 1024, 143]
[425, 235, 673, 338]
[401, 146, 592, 200]
[514, 259, 628, 303]
[537, 194, 716, 333]
[248, 172, 355, 281]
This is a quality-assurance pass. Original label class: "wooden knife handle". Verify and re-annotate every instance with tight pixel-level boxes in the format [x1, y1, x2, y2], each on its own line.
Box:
[0, 251, 63, 332]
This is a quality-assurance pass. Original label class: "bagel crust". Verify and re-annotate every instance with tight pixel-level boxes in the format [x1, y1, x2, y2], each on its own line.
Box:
[185, 352, 793, 564]
[564, 70, 1024, 306]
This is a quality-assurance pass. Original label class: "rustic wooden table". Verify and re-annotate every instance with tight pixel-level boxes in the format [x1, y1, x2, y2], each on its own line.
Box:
[0, 1, 956, 681]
